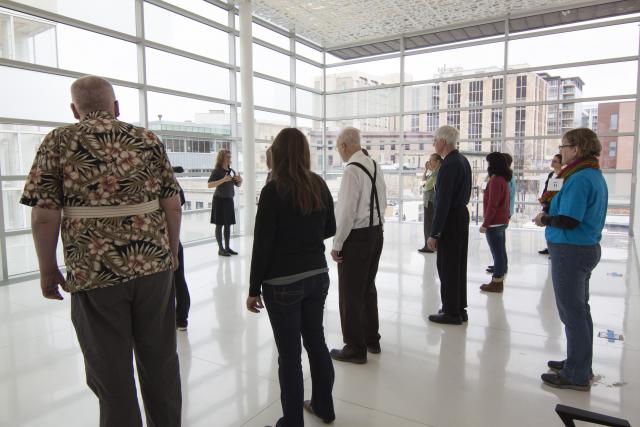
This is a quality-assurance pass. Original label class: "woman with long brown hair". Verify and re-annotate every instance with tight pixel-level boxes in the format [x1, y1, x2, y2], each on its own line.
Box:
[208, 149, 242, 256]
[246, 128, 336, 426]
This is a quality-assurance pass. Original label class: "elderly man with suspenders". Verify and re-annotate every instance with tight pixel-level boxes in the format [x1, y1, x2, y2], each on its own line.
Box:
[21, 75, 183, 427]
[330, 127, 387, 364]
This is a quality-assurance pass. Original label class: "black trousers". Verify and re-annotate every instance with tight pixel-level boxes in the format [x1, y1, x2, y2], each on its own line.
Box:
[436, 206, 469, 315]
[175, 242, 190, 326]
[263, 273, 335, 427]
[338, 225, 383, 354]
[71, 270, 182, 427]
[423, 201, 434, 246]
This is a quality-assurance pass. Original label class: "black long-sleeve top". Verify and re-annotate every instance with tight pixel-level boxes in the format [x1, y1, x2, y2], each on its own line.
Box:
[249, 175, 336, 297]
[430, 150, 472, 238]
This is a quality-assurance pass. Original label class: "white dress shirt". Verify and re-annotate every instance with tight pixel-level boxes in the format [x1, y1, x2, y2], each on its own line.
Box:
[333, 150, 387, 251]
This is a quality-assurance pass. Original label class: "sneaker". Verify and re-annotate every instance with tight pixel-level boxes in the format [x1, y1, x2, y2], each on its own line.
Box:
[541, 372, 590, 391]
[538, 248, 549, 255]
[547, 360, 594, 380]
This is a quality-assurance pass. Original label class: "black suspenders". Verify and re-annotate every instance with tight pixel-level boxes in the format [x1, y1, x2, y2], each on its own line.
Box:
[347, 160, 383, 228]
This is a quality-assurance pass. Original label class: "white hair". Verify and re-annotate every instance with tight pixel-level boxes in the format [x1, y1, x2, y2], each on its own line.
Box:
[434, 125, 459, 148]
[71, 75, 116, 115]
[338, 126, 361, 149]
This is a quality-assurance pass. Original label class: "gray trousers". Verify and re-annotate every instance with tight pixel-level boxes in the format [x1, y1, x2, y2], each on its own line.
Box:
[71, 270, 182, 427]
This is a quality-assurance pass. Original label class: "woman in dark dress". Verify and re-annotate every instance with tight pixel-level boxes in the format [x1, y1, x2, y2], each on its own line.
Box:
[208, 149, 242, 256]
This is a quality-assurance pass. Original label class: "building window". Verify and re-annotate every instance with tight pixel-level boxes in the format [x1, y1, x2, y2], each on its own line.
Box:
[426, 113, 439, 132]
[516, 75, 527, 100]
[184, 201, 192, 211]
[419, 143, 424, 150]
[447, 83, 461, 108]
[208, 203, 212, 209]
[411, 114, 419, 132]
[447, 112, 460, 130]
[390, 144, 396, 150]
[391, 155, 396, 163]
[490, 108, 502, 152]
[491, 78, 503, 103]
[514, 107, 526, 171]
[610, 113, 619, 130]
[328, 154, 333, 165]
[468, 109, 482, 152]
[469, 81, 483, 107]
[366, 144, 371, 151]
[609, 141, 617, 157]
[196, 202, 204, 210]
[404, 144, 410, 150]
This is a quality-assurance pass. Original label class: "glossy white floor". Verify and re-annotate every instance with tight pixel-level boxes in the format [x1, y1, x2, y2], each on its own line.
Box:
[1, 223, 639, 427]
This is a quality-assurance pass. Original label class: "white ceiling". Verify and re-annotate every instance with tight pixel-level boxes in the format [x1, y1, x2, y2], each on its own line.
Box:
[251, 0, 602, 49]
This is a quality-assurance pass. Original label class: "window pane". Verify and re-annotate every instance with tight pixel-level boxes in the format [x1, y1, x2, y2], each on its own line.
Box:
[0, 124, 52, 176]
[326, 87, 400, 118]
[296, 89, 323, 117]
[296, 59, 323, 90]
[252, 23, 290, 50]
[10, 0, 135, 34]
[146, 48, 230, 100]
[144, 3, 229, 63]
[0, 67, 139, 124]
[254, 77, 291, 111]
[509, 23, 639, 68]
[326, 57, 401, 89]
[162, 0, 229, 25]
[253, 43, 290, 80]
[2, 180, 29, 231]
[296, 41, 323, 63]
[404, 42, 504, 82]
[5, 232, 65, 276]
[147, 91, 230, 124]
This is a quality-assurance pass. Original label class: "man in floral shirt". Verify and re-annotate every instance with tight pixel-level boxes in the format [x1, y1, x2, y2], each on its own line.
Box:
[21, 75, 183, 426]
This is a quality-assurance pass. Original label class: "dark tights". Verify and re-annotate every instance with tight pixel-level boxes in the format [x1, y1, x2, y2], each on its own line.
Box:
[215, 225, 231, 251]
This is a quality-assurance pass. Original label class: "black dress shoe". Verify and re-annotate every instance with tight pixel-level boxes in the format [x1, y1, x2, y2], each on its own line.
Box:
[226, 248, 238, 255]
[538, 248, 549, 255]
[304, 400, 335, 424]
[330, 347, 366, 364]
[418, 247, 434, 253]
[439, 309, 467, 322]
[218, 249, 231, 257]
[428, 313, 463, 325]
[367, 342, 381, 354]
[541, 372, 590, 391]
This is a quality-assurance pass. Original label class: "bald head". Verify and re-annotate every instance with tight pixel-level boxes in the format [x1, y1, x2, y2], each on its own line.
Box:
[70, 76, 118, 119]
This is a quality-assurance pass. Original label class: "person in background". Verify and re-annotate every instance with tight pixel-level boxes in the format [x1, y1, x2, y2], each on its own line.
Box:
[21, 75, 182, 426]
[208, 149, 242, 256]
[479, 152, 511, 293]
[418, 154, 442, 253]
[537, 153, 563, 255]
[426, 125, 472, 325]
[487, 153, 516, 275]
[330, 127, 386, 364]
[534, 128, 607, 391]
[247, 127, 336, 427]
[266, 146, 273, 183]
[172, 166, 191, 331]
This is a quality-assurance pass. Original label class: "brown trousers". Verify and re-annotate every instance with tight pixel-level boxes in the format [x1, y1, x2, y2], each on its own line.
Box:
[71, 270, 181, 427]
[338, 225, 384, 354]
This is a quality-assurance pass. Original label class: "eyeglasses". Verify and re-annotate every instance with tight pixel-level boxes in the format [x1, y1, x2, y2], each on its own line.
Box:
[558, 144, 575, 150]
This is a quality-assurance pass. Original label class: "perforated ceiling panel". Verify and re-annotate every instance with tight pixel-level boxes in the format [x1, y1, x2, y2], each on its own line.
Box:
[251, 0, 636, 59]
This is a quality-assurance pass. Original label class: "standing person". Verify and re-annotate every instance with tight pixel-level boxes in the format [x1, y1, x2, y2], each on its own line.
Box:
[426, 125, 472, 325]
[418, 154, 442, 253]
[246, 128, 336, 427]
[330, 127, 387, 364]
[486, 153, 515, 275]
[172, 166, 191, 331]
[208, 149, 242, 256]
[479, 152, 512, 293]
[537, 153, 563, 255]
[534, 128, 607, 391]
[20, 75, 182, 426]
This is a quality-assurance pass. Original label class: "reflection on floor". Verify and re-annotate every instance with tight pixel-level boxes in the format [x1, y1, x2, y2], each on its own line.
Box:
[1, 223, 639, 426]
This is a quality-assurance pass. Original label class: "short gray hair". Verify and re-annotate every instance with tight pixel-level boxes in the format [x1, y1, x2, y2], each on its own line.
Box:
[434, 125, 459, 148]
[71, 75, 116, 115]
[338, 126, 361, 149]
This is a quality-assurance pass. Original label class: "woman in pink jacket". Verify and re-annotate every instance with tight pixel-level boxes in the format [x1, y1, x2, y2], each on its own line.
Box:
[479, 152, 512, 293]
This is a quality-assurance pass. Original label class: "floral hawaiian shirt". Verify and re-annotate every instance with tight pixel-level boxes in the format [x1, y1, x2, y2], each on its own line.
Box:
[20, 111, 181, 292]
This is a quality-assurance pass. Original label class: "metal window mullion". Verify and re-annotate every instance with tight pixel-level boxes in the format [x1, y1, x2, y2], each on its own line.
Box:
[322, 50, 327, 180]
[143, 40, 236, 70]
[629, 29, 640, 237]
[398, 37, 405, 224]
[228, 5, 238, 140]
[145, 0, 233, 33]
[324, 51, 402, 68]
[0, 159, 8, 281]
[326, 112, 403, 122]
[0, 117, 69, 127]
[145, 85, 235, 106]
[502, 16, 509, 153]
[326, 82, 402, 96]
[290, 31, 296, 127]
[403, 36, 505, 58]
[135, 0, 148, 128]
[507, 15, 640, 42]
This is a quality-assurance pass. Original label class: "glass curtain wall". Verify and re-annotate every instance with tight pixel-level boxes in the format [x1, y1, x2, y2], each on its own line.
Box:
[0, 0, 323, 279]
[0, 1, 638, 281]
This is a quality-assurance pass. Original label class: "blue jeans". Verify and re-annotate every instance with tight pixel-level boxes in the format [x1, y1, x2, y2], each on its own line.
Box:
[485, 225, 508, 278]
[548, 242, 601, 385]
[263, 273, 335, 427]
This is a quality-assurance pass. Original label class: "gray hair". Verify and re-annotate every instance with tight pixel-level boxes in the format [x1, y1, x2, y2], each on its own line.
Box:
[71, 75, 116, 115]
[434, 125, 459, 148]
[338, 126, 361, 149]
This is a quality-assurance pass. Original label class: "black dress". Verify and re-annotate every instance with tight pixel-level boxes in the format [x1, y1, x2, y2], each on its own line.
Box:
[208, 168, 237, 225]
